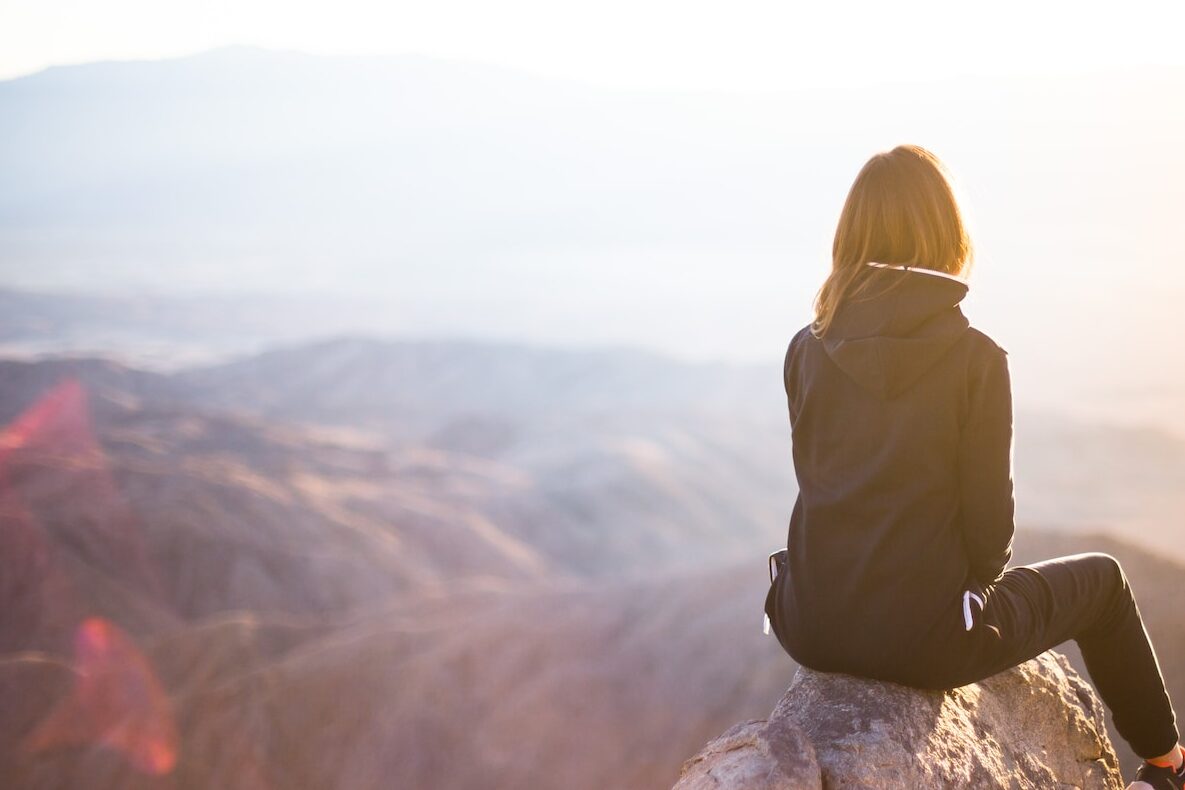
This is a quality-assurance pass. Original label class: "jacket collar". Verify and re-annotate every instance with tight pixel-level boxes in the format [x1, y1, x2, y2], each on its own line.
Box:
[820, 262, 971, 399]
[865, 261, 969, 285]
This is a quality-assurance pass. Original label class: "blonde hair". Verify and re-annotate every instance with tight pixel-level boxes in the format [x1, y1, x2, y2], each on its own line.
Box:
[810, 145, 974, 339]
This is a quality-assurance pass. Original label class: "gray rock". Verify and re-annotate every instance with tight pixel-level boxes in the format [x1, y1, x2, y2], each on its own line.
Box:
[673, 717, 821, 790]
[675, 650, 1122, 789]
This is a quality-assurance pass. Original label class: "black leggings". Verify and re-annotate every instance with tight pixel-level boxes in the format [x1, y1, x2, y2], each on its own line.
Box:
[921, 552, 1178, 759]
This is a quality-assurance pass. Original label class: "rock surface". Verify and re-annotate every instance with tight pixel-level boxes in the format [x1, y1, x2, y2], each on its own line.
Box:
[675, 650, 1122, 789]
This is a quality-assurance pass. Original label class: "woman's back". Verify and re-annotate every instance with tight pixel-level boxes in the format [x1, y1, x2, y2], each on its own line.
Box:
[765, 145, 1182, 785]
[770, 262, 1015, 682]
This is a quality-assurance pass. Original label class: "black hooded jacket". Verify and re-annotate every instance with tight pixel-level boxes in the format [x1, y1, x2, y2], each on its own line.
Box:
[766, 263, 1015, 680]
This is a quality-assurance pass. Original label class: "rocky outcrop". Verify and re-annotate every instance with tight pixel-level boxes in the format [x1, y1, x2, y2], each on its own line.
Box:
[675, 650, 1122, 789]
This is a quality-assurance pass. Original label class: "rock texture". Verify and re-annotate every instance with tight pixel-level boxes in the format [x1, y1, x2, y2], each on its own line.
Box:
[673, 717, 821, 790]
[675, 650, 1122, 789]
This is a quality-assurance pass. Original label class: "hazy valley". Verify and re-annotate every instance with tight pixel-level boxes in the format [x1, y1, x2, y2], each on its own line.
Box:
[1, 339, 1183, 786]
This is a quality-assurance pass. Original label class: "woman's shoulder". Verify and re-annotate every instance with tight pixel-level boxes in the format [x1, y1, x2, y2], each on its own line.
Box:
[963, 326, 1009, 358]
[784, 324, 817, 375]
[786, 323, 817, 356]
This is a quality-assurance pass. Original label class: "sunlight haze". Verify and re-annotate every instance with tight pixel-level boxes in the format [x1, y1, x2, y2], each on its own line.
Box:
[2, 0, 1184, 88]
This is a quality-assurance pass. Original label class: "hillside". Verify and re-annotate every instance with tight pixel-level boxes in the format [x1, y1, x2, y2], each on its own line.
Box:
[180, 337, 1185, 554]
[0, 351, 796, 578]
[3, 526, 1178, 788]
[0, 350, 1181, 785]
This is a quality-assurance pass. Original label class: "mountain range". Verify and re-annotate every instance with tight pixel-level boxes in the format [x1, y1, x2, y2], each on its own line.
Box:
[1, 339, 1183, 785]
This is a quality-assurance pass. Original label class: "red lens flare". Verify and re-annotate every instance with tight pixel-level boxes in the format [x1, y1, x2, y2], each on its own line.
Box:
[0, 376, 165, 599]
[22, 617, 179, 775]
[2, 377, 179, 776]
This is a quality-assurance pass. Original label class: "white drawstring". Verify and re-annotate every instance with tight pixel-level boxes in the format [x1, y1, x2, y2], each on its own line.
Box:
[962, 590, 986, 631]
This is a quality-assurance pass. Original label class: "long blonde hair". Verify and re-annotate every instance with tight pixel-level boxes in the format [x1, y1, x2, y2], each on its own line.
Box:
[810, 145, 974, 339]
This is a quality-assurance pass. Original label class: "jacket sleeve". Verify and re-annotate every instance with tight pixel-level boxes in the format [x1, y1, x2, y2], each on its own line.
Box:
[783, 330, 807, 425]
[957, 347, 1015, 586]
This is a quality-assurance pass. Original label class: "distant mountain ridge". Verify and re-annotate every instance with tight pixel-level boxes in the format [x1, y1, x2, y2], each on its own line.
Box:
[0, 45, 806, 290]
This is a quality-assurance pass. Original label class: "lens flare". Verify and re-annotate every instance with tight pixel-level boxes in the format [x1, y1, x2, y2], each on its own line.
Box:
[0, 376, 165, 601]
[22, 617, 179, 775]
[2, 378, 179, 775]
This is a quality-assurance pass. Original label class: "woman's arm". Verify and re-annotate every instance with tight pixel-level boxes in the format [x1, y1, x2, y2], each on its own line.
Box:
[957, 345, 1016, 586]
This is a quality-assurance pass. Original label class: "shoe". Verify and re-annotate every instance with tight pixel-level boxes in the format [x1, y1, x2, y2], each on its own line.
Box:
[1127, 759, 1185, 789]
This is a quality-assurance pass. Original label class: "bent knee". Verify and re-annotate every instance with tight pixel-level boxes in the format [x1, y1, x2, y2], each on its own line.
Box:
[1081, 551, 1128, 591]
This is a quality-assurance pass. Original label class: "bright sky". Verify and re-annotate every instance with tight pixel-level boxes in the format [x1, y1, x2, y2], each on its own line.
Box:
[2, 0, 1183, 88]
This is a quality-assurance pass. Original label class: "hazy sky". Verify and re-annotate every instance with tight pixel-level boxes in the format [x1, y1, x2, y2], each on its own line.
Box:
[3, 0, 1184, 437]
[2, 0, 1184, 88]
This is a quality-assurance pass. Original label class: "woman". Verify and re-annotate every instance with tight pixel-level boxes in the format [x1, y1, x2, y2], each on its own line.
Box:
[763, 144, 1182, 790]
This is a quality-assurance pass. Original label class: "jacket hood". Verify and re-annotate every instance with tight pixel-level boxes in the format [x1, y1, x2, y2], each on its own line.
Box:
[822, 265, 970, 400]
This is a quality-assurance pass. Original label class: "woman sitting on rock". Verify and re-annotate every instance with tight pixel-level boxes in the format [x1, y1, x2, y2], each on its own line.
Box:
[764, 143, 1183, 790]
